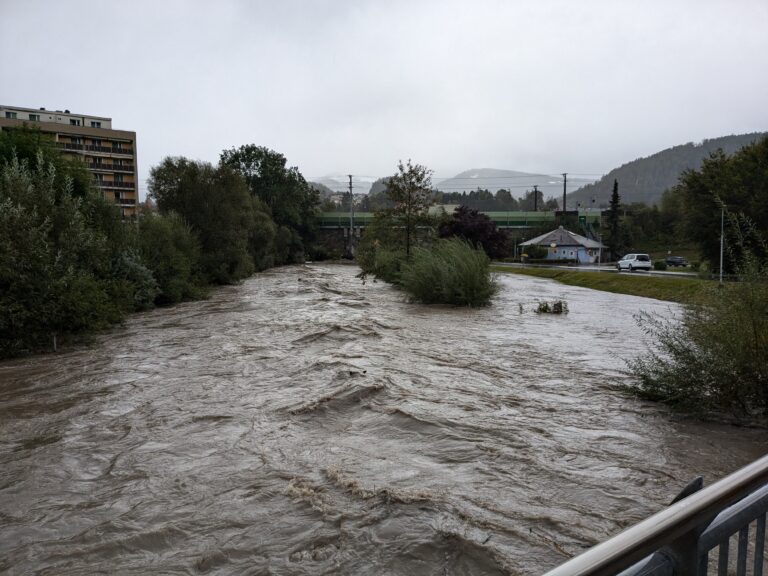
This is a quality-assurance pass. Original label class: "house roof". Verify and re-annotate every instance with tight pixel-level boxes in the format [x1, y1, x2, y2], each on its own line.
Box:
[520, 226, 605, 249]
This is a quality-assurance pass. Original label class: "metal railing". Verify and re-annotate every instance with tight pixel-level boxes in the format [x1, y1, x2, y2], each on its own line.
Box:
[544, 454, 768, 576]
[56, 142, 133, 154]
[95, 181, 135, 189]
[87, 163, 135, 173]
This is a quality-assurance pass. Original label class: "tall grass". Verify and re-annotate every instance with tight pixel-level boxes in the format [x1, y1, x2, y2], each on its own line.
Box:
[399, 238, 498, 306]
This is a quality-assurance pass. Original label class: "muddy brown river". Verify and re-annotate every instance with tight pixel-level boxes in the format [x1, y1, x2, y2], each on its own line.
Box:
[1, 264, 766, 575]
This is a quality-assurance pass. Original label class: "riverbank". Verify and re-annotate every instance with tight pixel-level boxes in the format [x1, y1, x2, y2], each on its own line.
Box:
[491, 266, 711, 304]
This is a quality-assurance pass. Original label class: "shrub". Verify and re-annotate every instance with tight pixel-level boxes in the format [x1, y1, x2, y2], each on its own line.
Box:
[0, 154, 133, 357]
[138, 212, 205, 305]
[653, 260, 667, 271]
[523, 245, 548, 259]
[628, 248, 768, 420]
[399, 238, 498, 306]
[535, 300, 569, 314]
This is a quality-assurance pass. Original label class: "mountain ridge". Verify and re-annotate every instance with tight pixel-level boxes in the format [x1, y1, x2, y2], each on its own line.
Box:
[568, 132, 768, 207]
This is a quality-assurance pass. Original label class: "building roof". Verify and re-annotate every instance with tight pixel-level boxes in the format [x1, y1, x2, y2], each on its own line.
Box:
[520, 226, 604, 249]
[1, 104, 111, 121]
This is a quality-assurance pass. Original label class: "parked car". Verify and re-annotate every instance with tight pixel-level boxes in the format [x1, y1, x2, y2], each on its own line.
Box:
[665, 255, 689, 267]
[617, 253, 652, 272]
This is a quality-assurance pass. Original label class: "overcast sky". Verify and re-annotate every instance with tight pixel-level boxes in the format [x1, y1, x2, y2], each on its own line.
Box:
[2, 0, 767, 196]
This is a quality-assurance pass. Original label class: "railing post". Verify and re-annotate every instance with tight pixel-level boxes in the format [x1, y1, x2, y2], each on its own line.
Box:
[662, 476, 710, 576]
[663, 531, 706, 576]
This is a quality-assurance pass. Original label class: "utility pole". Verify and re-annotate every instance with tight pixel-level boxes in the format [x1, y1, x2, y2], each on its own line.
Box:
[562, 173, 567, 215]
[348, 174, 354, 254]
[533, 184, 539, 212]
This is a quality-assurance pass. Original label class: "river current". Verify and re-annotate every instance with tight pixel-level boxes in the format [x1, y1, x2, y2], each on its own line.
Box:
[1, 264, 766, 575]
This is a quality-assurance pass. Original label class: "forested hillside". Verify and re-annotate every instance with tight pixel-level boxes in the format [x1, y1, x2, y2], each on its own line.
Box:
[569, 132, 767, 207]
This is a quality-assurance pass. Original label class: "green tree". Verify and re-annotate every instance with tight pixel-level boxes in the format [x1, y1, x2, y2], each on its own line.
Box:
[519, 189, 544, 211]
[605, 179, 626, 258]
[0, 124, 94, 198]
[138, 210, 204, 304]
[438, 205, 511, 259]
[220, 145, 319, 263]
[0, 154, 126, 356]
[674, 138, 768, 272]
[385, 159, 434, 258]
[148, 157, 267, 284]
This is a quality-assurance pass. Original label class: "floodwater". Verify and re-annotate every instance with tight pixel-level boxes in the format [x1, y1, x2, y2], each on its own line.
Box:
[1, 264, 765, 575]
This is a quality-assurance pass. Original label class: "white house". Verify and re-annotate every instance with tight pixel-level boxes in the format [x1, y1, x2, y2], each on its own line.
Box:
[520, 226, 604, 263]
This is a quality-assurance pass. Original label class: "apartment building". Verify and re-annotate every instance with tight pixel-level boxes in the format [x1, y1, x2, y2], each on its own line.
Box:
[0, 105, 139, 217]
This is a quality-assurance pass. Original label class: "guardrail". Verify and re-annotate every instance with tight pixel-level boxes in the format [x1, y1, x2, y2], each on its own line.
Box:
[544, 454, 768, 576]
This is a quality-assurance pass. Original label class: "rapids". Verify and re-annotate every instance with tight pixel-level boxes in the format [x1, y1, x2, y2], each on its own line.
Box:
[1, 264, 765, 575]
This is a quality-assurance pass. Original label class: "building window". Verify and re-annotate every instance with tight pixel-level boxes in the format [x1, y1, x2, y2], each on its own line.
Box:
[29, 114, 40, 121]
[90, 121, 101, 128]
[113, 142, 122, 151]
[4, 111, 17, 119]
[70, 119, 81, 126]
[92, 139, 101, 147]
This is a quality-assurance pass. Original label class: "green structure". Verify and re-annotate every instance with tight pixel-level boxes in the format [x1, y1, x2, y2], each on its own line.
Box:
[317, 210, 602, 230]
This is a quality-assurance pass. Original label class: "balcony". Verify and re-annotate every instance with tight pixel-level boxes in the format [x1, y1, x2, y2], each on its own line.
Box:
[56, 142, 133, 155]
[87, 163, 135, 173]
[96, 180, 135, 189]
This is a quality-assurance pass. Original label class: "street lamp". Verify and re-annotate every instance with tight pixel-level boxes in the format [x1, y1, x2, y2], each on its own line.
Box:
[719, 206, 724, 284]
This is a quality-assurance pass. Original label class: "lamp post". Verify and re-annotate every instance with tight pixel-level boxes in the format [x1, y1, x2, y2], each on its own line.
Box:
[719, 206, 724, 284]
[597, 234, 602, 272]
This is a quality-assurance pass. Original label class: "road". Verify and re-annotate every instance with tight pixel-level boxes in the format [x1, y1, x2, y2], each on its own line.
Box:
[492, 261, 700, 279]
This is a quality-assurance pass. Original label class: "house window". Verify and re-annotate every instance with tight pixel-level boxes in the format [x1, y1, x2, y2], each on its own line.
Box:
[4, 111, 17, 119]
[70, 119, 81, 126]
[29, 114, 40, 121]
[90, 121, 101, 128]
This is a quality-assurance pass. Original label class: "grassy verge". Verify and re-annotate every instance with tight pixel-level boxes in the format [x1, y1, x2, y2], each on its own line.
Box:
[491, 266, 712, 304]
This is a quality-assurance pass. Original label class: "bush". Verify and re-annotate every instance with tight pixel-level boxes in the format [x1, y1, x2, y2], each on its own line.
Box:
[399, 238, 498, 306]
[653, 260, 667, 271]
[535, 300, 569, 314]
[0, 154, 130, 356]
[306, 244, 335, 261]
[628, 250, 768, 420]
[523, 245, 548, 259]
[138, 212, 205, 305]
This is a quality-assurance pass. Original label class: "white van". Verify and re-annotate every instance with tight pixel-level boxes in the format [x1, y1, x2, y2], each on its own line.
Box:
[617, 253, 652, 272]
